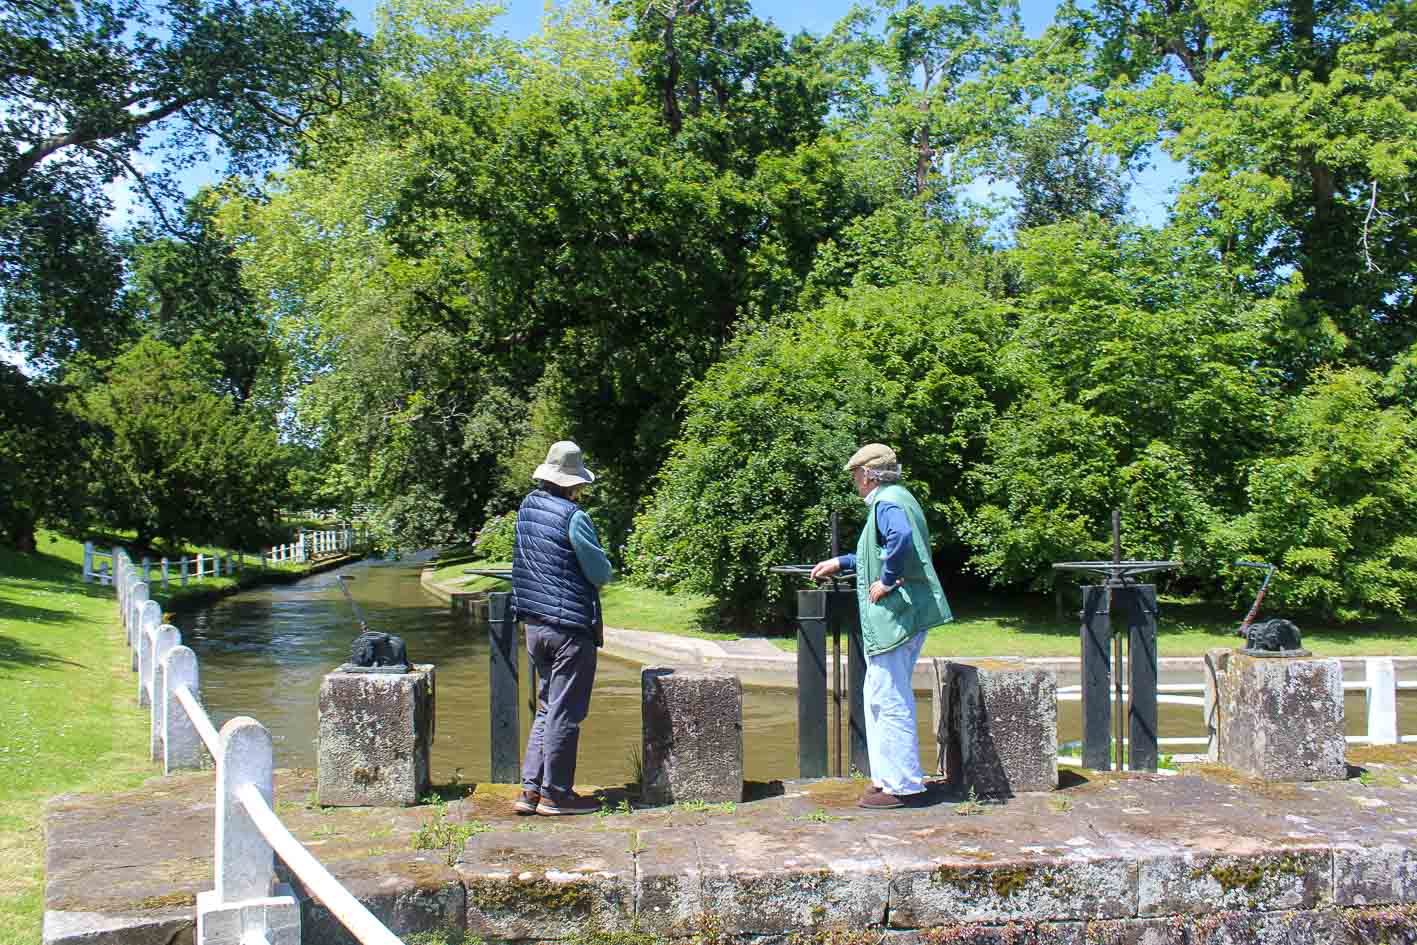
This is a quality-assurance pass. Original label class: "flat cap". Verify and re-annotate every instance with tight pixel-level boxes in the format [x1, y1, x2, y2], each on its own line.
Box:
[844, 443, 898, 471]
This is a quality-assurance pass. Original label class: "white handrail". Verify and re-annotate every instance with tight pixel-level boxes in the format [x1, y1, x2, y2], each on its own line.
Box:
[235, 783, 404, 945]
[176, 684, 222, 758]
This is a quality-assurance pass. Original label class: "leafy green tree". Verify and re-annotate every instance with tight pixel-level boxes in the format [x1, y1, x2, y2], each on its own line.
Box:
[627, 282, 1012, 621]
[961, 219, 1285, 587]
[1010, 108, 1127, 229]
[73, 337, 289, 549]
[127, 192, 279, 408]
[0, 365, 93, 551]
[1210, 367, 1417, 619]
[1065, 0, 1417, 366]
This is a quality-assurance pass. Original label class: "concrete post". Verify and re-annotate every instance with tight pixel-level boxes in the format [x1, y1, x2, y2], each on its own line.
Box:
[149, 625, 181, 759]
[181, 556, 189, 586]
[83, 542, 93, 583]
[214, 717, 275, 902]
[161, 557, 170, 591]
[196, 552, 205, 579]
[200, 718, 299, 945]
[130, 583, 149, 671]
[1367, 657, 1398, 746]
[137, 601, 162, 706]
[641, 667, 743, 806]
[162, 646, 204, 772]
[141, 556, 151, 584]
[214, 554, 222, 578]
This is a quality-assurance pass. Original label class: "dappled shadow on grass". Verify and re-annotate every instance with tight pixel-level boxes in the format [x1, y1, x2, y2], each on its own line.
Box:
[0, 632, 85, 671]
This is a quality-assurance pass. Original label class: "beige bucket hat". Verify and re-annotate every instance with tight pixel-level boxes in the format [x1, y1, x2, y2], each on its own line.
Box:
[843, 443, 898, 471]
[533, 440, 596, 487]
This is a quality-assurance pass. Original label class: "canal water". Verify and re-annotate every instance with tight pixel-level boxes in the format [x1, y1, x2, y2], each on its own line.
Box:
[174, 557, 1398, 787]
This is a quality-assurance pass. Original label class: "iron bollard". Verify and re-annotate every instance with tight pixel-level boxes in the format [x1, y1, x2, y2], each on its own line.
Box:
[487, 591, 520, 783]
[795, 589, 829, 779]
[841, 590, 869, 777]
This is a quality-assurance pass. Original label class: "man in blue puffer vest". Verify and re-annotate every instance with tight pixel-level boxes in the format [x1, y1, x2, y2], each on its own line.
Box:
[510, 441, 614, 816]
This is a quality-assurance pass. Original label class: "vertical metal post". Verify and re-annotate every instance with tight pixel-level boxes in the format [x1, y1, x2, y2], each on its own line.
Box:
[1081, 584, 1112, 770]
[829, 512, 843, 778]
[1126, 584, 1159, 772]
[487, 592, 520, 783]
[796, 590, 829, 778]
[841, 589, 869, 777]
[1111, 510, 1123, 771]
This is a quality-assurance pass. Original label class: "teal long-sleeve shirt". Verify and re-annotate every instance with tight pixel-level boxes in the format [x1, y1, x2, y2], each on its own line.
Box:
[568, 509, 613, 587]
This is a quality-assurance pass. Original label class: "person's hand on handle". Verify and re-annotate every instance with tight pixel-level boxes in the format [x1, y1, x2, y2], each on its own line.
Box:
[810, 558, 841, 581]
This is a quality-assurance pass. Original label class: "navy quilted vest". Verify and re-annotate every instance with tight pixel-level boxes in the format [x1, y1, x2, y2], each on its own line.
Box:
[511, 490, 599, 633]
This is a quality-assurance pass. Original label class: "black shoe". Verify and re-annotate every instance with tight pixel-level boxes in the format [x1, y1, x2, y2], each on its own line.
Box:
[536, 791, 600, 816]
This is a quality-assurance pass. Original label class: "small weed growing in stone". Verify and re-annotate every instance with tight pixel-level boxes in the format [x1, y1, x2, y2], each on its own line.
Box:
[1359, 769, 1375, 786]
[1047, 795, 1073, 813]
[955, 787, 986, 816]
[618, 798, 633, 815]
[516, 822, 538, 832]
[311, 824, 338, 839]
[794, 807, 845, 824]
[412, 809, 491, 864]
[405, 929, 485, 945]
[627, 831, 646, 855]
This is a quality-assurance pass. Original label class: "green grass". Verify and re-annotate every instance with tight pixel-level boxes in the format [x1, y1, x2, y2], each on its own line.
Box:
[0, 531, 154, 945]
[430, 551, 743, 641]
[763, 590, 1417, 658]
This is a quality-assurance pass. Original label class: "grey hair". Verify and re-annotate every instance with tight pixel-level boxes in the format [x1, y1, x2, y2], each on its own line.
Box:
[864, 464, 902, 484]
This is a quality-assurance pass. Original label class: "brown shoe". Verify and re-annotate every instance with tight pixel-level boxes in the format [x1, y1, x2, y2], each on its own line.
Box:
[536, 791, 601, 816]
[858, 788, 906, 809]
[513, 790, 540, 815]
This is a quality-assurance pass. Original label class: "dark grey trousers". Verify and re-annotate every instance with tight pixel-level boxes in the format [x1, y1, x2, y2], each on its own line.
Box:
[521, 621, 598, 800]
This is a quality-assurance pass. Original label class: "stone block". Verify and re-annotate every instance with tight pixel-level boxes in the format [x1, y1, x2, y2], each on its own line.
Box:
[1136, 850, 1331, 915]
[882, 852, 1135, 925]
[641, 666, 743, 806]
[1213, 653, 1345, 782]
[694, 821, 888, 935]
[318, 664, 435, 806]
[634, 828, 705, 936]
[289, 852, 465, 945]
[937, 659, 1057, 797]
[456, 829, 634, 939]
[1334, 843, 1417, 906]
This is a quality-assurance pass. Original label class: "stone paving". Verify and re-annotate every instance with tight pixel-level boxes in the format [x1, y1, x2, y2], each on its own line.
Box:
[43, 746, 1417, 945]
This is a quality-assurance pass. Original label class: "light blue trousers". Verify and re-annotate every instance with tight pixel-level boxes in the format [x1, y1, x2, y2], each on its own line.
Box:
[864, 629, 927, 795]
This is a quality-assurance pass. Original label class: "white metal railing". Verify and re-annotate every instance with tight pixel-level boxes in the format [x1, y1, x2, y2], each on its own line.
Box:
[261, 526, 357, 567]
[84, 542, 246, 590]
[106, 546, 403, 945]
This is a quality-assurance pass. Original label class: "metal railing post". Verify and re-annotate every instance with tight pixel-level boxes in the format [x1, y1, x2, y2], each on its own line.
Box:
[488, 591, 520, 783]
[83, 542, 93, 583]
[1080, 585, 1111, 770]
[795, 589, 828, 779]
[841, 590, 869, 777]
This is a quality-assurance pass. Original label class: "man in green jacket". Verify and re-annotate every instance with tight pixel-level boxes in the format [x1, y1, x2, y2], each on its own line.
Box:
[811, 443, 953, 809]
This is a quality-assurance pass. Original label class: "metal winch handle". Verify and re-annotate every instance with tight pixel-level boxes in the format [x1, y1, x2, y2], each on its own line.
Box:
[1235, 561, 1276, 635]
[336, 575, 369, 633]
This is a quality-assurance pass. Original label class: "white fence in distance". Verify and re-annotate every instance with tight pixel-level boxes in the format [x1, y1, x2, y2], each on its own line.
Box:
[107, 547, 402, 945]
[262, 526, 357, 567]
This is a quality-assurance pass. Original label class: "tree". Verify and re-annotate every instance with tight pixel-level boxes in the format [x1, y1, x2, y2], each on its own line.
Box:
[1010, 108, 1127, 229]
[0, 365, 92, 551]
[73, 337, 289, 549]
[627, 281, 1012, 621]
[1064, 0, 1417, 367]
[0, 0, 368, 200]
[127, 192, 278, 408]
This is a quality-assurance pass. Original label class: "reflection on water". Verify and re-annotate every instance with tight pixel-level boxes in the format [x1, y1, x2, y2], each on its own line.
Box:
[174, 560, 1409, 786]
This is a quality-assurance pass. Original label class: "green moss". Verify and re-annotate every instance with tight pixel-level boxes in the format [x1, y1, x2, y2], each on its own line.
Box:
[929, 864, 1037, 899]
[1202, 854, 1309, 894]
[467, 876, 595, 914]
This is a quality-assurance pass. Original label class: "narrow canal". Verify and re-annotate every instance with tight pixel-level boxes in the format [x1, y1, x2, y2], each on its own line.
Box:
[174, 558, 1397, 787]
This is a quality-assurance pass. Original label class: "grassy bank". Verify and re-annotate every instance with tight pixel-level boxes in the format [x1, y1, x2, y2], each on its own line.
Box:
[433, 551, 1417, 657]
[0, 532, 153, 945]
